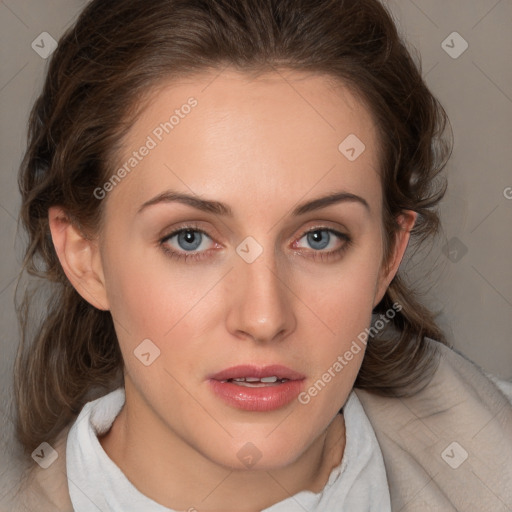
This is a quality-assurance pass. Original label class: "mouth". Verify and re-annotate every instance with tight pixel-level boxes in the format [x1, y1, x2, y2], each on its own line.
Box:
[208, 364, 305, 412]
[223, 376, 290, 387]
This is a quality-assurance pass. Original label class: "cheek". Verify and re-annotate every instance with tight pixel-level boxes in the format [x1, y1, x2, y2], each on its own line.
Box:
[295, 241, 382, 393]
[300, 247, 382, 335]
[102, 237, 207, 334]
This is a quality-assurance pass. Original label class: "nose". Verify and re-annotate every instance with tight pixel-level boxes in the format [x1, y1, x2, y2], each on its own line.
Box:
[225, 248, 297, 344]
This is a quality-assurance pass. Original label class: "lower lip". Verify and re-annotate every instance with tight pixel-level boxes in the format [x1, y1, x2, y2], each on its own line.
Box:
[208, 379, 304, 412]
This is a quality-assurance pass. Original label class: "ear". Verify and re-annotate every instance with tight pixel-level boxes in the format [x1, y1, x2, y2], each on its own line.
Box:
[373, 210, 417, 308]
[48, 206, 109, 311]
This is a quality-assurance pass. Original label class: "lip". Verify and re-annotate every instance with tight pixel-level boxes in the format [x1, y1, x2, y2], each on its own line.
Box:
[208, 364, 305, 412]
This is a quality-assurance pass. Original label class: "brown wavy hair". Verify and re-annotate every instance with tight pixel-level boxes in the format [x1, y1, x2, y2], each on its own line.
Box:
[14, 0, 452, 456]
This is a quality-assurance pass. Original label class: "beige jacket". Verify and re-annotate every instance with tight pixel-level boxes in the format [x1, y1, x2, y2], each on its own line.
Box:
[3, 340, 512, 511]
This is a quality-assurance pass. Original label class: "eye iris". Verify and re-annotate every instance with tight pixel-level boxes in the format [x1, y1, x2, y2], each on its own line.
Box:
[307, 230, 330, 250]
[178, 230, 202, 251]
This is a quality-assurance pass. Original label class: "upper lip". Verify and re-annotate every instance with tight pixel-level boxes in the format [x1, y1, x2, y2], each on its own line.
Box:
[209, 364, 305, 382]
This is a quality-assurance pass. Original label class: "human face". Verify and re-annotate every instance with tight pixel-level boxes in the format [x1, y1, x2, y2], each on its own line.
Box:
[96, 69, 395, 471]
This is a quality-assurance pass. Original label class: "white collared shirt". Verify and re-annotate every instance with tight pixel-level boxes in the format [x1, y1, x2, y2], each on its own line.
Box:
[66, 388, 391, 511]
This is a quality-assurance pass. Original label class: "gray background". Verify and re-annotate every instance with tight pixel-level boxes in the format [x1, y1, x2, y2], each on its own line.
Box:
[1, 0, 511, 475]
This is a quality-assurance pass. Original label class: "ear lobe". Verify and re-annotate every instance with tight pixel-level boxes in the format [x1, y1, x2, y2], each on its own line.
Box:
[48, 206, 109, 311]
[373, 210, 418, 308]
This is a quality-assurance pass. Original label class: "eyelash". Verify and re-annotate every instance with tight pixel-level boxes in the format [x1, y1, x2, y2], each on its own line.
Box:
[159, 223, 352, 264]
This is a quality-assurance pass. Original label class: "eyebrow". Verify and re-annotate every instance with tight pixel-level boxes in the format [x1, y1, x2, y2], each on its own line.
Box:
[137, 190, 370, 217]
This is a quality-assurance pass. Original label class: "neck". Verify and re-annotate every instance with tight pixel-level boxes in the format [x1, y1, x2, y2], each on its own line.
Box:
[99, 382, 346, 511]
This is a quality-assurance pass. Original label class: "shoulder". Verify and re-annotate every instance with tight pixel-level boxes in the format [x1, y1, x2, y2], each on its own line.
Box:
[1, 387, 126, 512]
[1, 425, 73, 512]
[356, 337, 512, 415]
[354, 338, 512, 511]
[483, 370, 512, 403]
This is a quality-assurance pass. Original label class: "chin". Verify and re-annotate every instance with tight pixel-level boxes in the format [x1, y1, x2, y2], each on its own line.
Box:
[201, 434, 312, 472]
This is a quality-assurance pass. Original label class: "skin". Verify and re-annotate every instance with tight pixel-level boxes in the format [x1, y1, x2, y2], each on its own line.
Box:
[49, 69, 416, 511]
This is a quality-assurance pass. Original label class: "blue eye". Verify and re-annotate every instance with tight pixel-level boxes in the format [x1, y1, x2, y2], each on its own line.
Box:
[160, 227, 215, 262]
[305, 230, 331, 250]
[296, 228, 349, 252]
[159, 226, 351, 264]
[174, 230, 204, 251]
[291, 227, 352, 263]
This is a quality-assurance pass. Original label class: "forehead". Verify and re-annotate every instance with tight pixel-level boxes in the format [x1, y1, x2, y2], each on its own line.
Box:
[105, 69, 382, 219]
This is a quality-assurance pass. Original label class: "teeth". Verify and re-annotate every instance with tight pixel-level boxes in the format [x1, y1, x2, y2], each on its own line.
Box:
[228, 376, 284, 384]
[232, 376, 279, 383]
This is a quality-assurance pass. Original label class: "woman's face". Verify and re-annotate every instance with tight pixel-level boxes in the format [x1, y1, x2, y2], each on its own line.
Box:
[68, 69, 412, 470]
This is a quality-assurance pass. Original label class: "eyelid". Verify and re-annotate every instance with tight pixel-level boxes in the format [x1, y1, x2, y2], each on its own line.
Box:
[158, 220, 215, 239]
[291, 221, 350, 241]
[159, 221, 348, 244]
